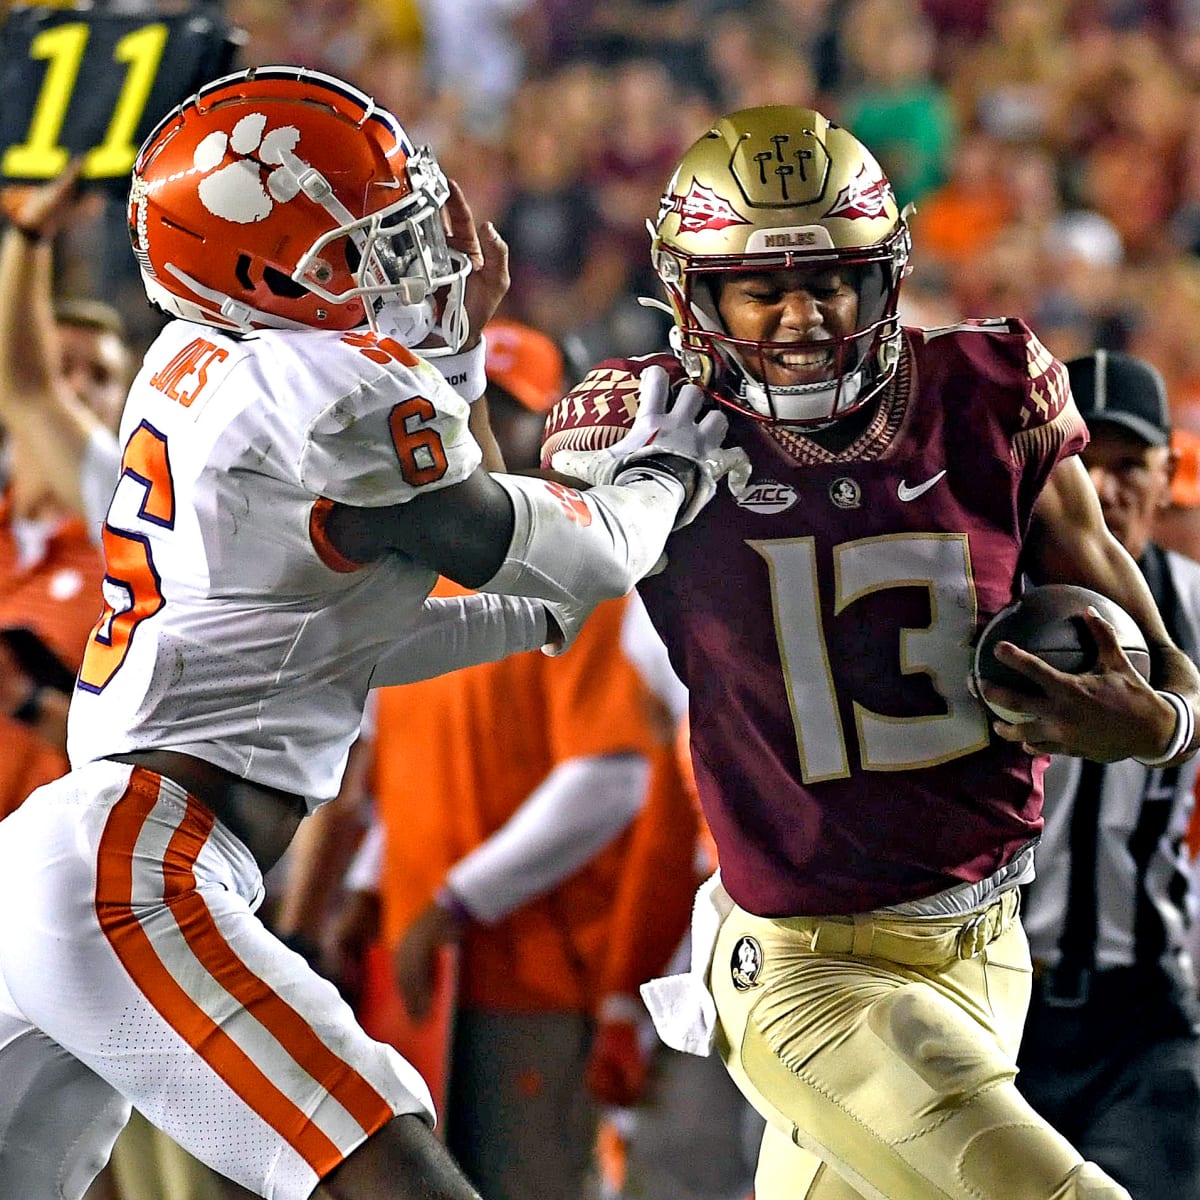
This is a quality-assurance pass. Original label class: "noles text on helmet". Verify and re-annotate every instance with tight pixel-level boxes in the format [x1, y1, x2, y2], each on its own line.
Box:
[650, 106, 911, 428]
[127, 66, 469, 353]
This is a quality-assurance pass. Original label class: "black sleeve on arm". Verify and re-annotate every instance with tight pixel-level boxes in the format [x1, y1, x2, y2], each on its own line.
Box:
[321, 468, 518, 589]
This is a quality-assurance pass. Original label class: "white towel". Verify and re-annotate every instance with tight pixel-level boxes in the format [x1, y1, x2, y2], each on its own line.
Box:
[639, 872, 733, 1056]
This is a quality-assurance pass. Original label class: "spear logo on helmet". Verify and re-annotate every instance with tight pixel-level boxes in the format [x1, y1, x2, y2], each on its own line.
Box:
[823, 165, 893, 221]
[667, 179, 750, 234]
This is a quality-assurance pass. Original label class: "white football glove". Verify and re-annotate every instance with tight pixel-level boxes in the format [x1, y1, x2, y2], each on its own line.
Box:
[551, 365, 751, 528]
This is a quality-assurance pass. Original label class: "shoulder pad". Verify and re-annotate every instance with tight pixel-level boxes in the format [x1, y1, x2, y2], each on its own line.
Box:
[914, 318, 1074, 433]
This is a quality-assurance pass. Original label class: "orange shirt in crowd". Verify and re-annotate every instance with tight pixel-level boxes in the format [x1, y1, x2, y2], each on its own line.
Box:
[0, 497, 105, 818]
[369, 579, 696, 1013]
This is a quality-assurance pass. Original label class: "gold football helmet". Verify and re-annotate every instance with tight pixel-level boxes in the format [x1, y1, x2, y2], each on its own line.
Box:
[650, 106, 910, 426]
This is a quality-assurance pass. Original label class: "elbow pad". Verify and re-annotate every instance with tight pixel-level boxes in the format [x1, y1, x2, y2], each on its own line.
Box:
[480, 471, 683, 608]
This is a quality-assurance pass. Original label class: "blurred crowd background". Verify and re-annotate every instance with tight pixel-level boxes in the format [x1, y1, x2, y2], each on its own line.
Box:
[7, 4, 1200, 1197]
[13, 0, 1200, 438]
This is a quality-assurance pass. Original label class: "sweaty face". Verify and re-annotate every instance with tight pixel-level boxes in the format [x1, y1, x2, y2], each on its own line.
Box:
[1081, 423, 1174, 561]
[715, 266, 861, 389]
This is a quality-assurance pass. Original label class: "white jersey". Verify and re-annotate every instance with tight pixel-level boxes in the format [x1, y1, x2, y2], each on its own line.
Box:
[68, 320, 525, 806]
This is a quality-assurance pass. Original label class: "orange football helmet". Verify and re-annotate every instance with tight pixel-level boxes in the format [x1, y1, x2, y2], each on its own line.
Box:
[650, 106, 911, 426]
[128, 66, 469, 349]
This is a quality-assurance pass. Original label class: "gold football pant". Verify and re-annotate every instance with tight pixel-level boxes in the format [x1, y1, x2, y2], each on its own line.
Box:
[710, 892, 1131, 1199]
[108, 1110, 257, 1200]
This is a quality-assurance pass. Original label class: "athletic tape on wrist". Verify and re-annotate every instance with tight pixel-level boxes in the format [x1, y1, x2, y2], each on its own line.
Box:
[1135, 690, 1195, 766]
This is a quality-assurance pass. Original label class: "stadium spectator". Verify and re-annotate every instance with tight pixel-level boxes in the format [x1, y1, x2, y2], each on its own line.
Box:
[415, 0, 539, 136]
[907, 129, 1013, 277]
[838, 0, 956, 209]
[0, 167, 116, 814]
[948, 0, 1071, 144]
[700, 7, 817, 114]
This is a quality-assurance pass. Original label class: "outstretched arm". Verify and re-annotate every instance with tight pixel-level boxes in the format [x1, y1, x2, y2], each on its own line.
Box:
[323, 371, 747, 619]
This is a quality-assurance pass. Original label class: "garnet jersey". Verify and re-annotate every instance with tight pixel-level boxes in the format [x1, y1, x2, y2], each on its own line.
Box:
[67, 321, 520, 806]
[542, 320, 1086, 915]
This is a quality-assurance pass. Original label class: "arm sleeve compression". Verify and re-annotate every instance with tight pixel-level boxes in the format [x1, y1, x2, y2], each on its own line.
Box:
[479, 471, 683, 609]
[370, 592, 549, 688]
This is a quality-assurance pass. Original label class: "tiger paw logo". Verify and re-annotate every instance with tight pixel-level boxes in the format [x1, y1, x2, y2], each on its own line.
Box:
[194, 113, 303, 224]
[545, 481, 592, 527]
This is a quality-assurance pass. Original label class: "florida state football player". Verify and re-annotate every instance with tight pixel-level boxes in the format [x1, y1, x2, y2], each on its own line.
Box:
[542, 105, 1200, 1200]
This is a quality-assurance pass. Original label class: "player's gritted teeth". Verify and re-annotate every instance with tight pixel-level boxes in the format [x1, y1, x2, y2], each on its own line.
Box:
[764, 345, 834, 385]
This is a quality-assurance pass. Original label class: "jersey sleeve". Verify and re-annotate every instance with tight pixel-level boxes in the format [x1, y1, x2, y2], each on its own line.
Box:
[1007, 319, 1088, 475]
[949, 318, 1087, 472]
[540, 352, 679, 469]
[296, 332, 481, 507]
[922, 318, 1087, 509]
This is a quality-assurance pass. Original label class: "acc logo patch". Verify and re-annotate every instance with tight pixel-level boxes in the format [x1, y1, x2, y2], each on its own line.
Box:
[829, 476, 861, 509]
[735, 480, 798, 514]
[731, 936, 764, 990]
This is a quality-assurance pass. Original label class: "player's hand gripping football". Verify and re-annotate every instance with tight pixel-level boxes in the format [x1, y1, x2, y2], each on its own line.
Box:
[551, 365, 752, 527]
[981, 606, 1179, 762]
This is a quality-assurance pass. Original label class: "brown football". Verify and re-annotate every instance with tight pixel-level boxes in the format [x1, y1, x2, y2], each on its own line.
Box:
[972, 584, 1151, 721]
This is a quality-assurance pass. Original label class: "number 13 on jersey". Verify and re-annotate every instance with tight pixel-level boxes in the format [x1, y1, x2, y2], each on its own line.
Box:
[754, 532, 990, 781]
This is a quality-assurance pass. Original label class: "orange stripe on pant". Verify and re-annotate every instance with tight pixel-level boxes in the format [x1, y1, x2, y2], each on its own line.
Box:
[95, 770, 391, 1178]
[160, 789, 395, 1132]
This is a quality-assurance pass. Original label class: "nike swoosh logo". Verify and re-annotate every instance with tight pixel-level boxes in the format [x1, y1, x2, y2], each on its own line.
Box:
[897, 469, 947, 502]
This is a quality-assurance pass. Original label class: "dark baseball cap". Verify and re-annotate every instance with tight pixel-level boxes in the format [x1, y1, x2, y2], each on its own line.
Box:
[1066, 350, 1171, 446]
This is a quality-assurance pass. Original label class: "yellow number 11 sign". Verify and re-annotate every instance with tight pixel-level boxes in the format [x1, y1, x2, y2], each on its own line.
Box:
[0, 6, 238, 193]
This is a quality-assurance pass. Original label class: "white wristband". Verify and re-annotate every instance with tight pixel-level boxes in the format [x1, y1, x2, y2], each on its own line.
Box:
[1135, 690, 1195, 767]
[430, 337, 488, 404]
